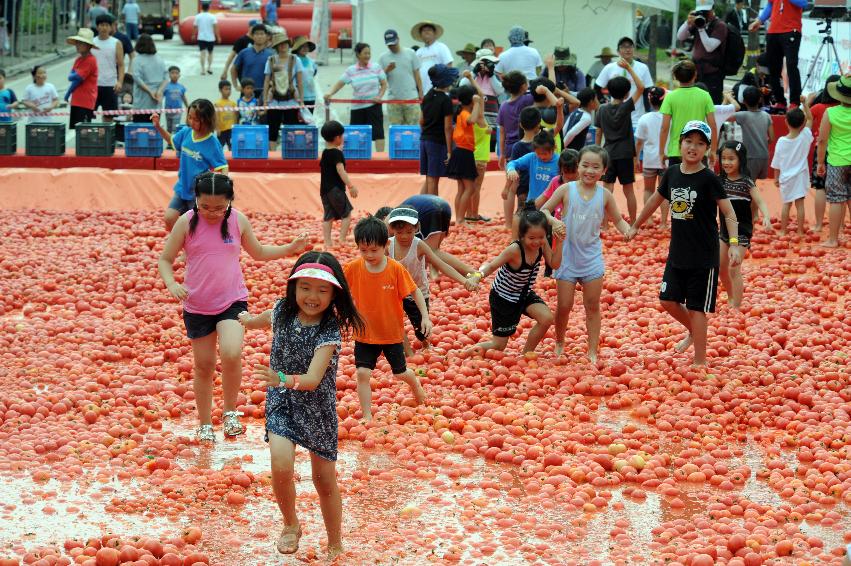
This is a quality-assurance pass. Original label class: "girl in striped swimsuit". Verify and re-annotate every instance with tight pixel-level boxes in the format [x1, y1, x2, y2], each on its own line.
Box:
[467, 210, 563, 355]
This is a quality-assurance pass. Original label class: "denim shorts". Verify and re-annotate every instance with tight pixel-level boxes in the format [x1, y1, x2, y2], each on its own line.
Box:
[168, 194, 195, 214]
[419, 139, 448, 178]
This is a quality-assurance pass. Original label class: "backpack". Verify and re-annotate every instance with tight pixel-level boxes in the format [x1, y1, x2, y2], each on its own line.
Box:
[712, 19, 746, 76]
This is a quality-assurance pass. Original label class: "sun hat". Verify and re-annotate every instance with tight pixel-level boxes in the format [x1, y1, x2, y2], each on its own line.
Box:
[594, 47, 615, 58]
[474, 48, 498, 64]
[680, 120, 712, 143]
[268, 31, 292, 49]
[387, 207, 419, 225]
[411, 21, 444, 42]
[827, 75, 851, 105]
[66, 28, 99, 48]
[289, 263, 342, 289]
[384, 29, 399, 45]
[291, 35, 315, 52]
[508, 26, 526, 47]
[553, 47, 577, 67]
[456, 43, 477, 56]
[429, 64, 459, 89]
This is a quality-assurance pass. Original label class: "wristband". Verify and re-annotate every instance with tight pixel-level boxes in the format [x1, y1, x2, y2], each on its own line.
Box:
[276, 371, 288, 388]
[729, 237, 739, 245]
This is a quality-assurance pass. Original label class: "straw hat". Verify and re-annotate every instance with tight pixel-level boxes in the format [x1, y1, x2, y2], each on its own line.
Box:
[826, 75, 851, 104]
[411, 21, 444, 42]
[456, 43, 477, 57]
[594, 47, 615, 58]
[66, 28, 99, 48]
[268, 32, 292, 49]
[291, 35, 315, 53]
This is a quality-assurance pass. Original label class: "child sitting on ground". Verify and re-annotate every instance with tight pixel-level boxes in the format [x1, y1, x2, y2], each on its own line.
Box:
[319, 120, 358, 249]
[771, 96, 813, 235]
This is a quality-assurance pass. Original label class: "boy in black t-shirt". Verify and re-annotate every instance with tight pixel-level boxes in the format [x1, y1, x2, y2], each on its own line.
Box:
[320, 121, 358, 249]
[629, 120, 744, 366]
[419, 64, 458, 196]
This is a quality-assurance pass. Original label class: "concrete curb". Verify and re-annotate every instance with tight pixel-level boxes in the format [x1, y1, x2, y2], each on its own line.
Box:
[3, 46, 77, 79]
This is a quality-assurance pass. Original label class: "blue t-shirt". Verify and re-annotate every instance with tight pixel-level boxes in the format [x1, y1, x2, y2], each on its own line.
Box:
[122, 2, 141, 24]
[172, 128, 228, 200]
[237, 96, 259, 124]
[162, 82, 186, 110]
[234, 47, 274, 102]
[506, 151, 559, 202]
[0, 89, 18, 123]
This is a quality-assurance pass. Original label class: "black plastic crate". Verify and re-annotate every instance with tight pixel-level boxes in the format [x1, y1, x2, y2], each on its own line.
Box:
[0, 122, 16, 155]
[75, 122, 115, 156]
[26, 123, 66, 156]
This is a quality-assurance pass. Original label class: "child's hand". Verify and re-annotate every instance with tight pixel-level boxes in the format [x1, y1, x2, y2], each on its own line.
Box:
[816, 163, 826, 177]
[166, 282, 188, 301]
[625, 226, 638, 241]
[289, 232, 311, 254]
[728, 245, 743, 268]
[151, 113, 161, 128]
[349, 186, 358, 198]
[535, 84, 548, 95]
[462, 69, 473, 80]
[707, 152, 716, 169]
[774, 178, 780, 187]
[420, 316, 433, 338]
[498, 156, 506, 171]
[506, 170, 519, 183]
[237, 311, 252, 326]
[551, 221, 566, 239]
[472, 94, 482, 104]
[252, 364, 280, 387]
[463, 276, 479, 291]
[544, 54, 555, 67]
[555, 97, 565, 109]
[617, 58, 630, 69]
[501, 186, 509, 200]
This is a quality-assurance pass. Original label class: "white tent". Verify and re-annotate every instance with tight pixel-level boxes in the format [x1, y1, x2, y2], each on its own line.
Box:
[355, 0, 677, 73]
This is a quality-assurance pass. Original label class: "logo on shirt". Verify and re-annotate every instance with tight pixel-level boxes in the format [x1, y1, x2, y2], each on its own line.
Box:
[670, 187, 697, 220]
[382, 284, 395, 291]
[181, 147, 203, 162]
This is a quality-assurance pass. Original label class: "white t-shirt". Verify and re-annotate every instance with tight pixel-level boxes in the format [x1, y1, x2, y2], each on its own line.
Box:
[713, 103, 736, 131]
[416, 41, 453, 92]
[595, 59, 653, 126]
[194, 12, 217, 42]
[770, 128, 813, 204]
[495, 45, 543, 81]
[635, 110, 664, 170]
[93, 36, 119, 87]
[122, 2, 141, 24]
[24, 83, 59, 122]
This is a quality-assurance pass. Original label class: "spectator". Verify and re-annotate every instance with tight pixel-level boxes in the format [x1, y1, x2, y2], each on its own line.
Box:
[325, 42, 388, 152]
[379, 29, 422, 126]
[724, 0, 748, 34]
[220, 20, 256, 81]
[495, 26, 542, 81]
[111, 18, 135, 74]
[480, 38, 496, 51]
[231, 24, 273, 102]
[86, 0, 107, 31]
[816, 75, 851, 248]
[263, 32, 303, 151]
[677, 1, 728, 104]
[543, 47, 585, 93]
[411, 21, 452, 92]
[264, 0, 278, 27]
[92, 14, 124, 123]
[808, 75, 840, 232]
[65, 28, 99, 130]
[0, 69, 17, 124]
[456, 43, 477, 74]
[162, 66, 188, 133]
[131, 33, 167, 123]
[193, 2, 220, 76]
[458, 48, 503, 122]
[121, 0, 140, 40]
[594, 36, 653, 127]
[749, 0, 805, 112]
[21, 65, 60, 123]
[586, 46, 615, 85]
[292, 36, 318, 111]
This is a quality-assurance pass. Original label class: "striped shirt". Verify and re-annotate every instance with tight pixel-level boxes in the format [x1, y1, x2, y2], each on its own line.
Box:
[722, 176, 754, 201]
[341, 62, 386, 110]
[492, 241, 542, 303]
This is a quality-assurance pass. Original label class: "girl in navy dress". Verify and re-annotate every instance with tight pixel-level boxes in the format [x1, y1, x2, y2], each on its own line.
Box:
[238, 251, 364, 559]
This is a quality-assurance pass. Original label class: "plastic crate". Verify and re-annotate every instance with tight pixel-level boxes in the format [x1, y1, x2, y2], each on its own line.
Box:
[0, 122, 16, 155]
[26, 123, 66, 156]
[281, 125, 318, 160]
[388, 125, 420, 160]
[342, 125, 372, 160]
[125, 123, 164, 157]
[231, 125, 269, 159]
[75, 122, 115, 156]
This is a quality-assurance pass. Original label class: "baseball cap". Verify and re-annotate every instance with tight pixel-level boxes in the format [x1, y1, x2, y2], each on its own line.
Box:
[387, 207, 419, 225]
[384, 29, 399, 45]
[680, 120, 712, 143]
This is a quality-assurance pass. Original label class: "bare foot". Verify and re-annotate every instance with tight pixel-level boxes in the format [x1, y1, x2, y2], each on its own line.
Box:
[327, 544, 344, 561]
[463, 345, 484, 358]
[779, 229, 787, 237]
[587, 349, 598, 364]
[821, 240, 839, 248]
[418, 338, 431, 351]
[554, 342, 564, 357]
[404, 345, 415, 358]
[276, 524, 302, 554]
[675, 334, 693, 353]
[359, 413, 372, 424]
[411, 379, 427, 405]
[691, 359, 707, 368]
[814, 224, 823, 232]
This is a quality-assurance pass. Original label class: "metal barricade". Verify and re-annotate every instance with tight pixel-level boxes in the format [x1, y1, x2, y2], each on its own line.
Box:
[0, 0, 82, 69]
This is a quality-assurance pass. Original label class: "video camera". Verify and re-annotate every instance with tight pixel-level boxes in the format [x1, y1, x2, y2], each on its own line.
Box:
[809, 0, 848, 20]
[476, 58, 495, 77]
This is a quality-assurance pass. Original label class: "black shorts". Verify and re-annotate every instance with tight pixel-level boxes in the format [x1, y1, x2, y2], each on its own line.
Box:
[218, 129, 232, 150]
[402, 296, 430, 342]
[183, 300, 248, 339]
[489, 288, 546, 338]
[267, 107, 299, 142]
[354, 341, 407, 374]
[69, 106, 95, 129]
[350, 104, 384, 140]
[602, 157, 635, 185]
[321, 187, 353, 221]
[446, 147, 478, 180]
[95, 86, 118, 112]
[720, 199, 753, 248]
[659, 263, 718, 313]
[198, 40, 215, 52]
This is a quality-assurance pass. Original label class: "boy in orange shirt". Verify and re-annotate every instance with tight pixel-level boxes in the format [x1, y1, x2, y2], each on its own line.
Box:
[344, 216, 431, 421]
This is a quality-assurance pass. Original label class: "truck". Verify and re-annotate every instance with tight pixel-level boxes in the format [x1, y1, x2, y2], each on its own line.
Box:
[117, 0, 177, 40]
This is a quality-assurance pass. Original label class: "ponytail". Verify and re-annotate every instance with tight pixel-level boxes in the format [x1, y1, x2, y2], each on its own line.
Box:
[220, 204, 232, 241]
[188, 204, 200, 235]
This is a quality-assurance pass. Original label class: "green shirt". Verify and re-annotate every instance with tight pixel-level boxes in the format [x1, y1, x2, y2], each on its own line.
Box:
[826, 105, 851, 166]
[659, 86, 715, 157]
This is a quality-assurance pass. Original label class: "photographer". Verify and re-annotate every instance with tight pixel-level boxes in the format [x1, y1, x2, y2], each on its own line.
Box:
[677, 1, 728, 104]
[459, 48, 503, 116]
[542, 47, 585, 93]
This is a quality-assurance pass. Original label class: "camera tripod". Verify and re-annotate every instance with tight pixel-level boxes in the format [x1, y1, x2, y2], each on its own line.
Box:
[803, 18, 843, 91]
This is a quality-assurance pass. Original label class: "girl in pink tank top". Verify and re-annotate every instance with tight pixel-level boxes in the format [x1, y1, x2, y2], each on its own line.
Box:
[158, 171, 310, 442]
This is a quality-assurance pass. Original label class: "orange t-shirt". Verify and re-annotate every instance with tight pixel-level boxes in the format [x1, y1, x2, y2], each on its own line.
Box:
[453, 109, 475, 151]
[344, 257, 418, 344]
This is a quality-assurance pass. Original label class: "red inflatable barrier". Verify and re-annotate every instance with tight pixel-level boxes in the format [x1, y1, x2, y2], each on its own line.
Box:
[260, 3, 352, 20]
[179, 15, 351, 44]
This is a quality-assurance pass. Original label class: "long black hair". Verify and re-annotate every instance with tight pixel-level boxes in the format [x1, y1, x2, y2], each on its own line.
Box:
[188, 171, 234, 241]
[276, 251, 365, 337]
[718, 140, 751, 180]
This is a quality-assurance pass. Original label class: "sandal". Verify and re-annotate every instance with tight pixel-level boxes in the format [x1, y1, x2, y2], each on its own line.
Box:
[195, 424, 215, 443]
[276, 524, 302, 554]
[223, 410, 245, 437]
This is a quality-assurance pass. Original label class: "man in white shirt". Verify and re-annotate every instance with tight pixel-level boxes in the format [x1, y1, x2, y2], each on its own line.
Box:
[411, 21, 452, 92]
[594, 36, 653, 127]
[494, 26, 543, 81]
[192, 2, 221, 75]
[93, 13, 125, 123]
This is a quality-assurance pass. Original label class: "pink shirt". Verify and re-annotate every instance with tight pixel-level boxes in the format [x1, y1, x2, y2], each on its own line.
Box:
[183, 209, 249, 315]
[542, 176, 565, 219]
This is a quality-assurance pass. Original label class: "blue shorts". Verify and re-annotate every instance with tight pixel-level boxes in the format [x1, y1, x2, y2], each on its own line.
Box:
[419, 139, 448, 179]
[554, 268, 605, 284]
[168, 194, 194, 214]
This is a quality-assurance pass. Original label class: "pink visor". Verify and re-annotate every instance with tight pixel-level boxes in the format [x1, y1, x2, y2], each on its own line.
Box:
[288, 262, 342, 288]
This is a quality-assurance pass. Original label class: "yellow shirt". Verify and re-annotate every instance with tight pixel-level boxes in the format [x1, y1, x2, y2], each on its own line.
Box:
[215, 98, 237, 132]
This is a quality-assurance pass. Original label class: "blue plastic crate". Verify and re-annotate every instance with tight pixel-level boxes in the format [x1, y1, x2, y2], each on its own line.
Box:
[232, 125, 269, 159]
[342, 125, 372, 160]
[388, 125, 420, 160]
[281, 125, 318, 160]
[125, 123, 163, 157]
